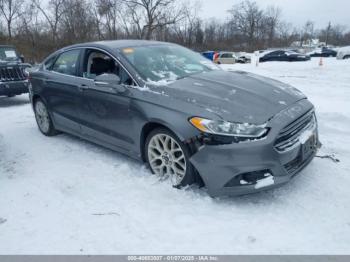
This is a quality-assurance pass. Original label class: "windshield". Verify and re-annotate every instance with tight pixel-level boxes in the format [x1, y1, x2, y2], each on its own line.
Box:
[120, 44, 220, 83]
[0, 47, 19, 61]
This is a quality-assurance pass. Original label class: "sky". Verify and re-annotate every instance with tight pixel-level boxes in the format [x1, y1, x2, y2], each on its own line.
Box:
[198, 0, 350, 29]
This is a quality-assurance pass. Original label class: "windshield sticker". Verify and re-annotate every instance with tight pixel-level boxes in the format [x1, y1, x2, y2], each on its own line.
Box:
[5, 50, 17, 58]
[122, 48, 134, 54]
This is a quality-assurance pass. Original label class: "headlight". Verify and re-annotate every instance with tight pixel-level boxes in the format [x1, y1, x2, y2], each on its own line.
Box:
[24, 67, 31, 78]
[189, 117, 268, 138]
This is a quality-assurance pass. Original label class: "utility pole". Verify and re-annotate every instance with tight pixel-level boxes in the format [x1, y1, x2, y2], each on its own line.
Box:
[325, 22, 331, 46]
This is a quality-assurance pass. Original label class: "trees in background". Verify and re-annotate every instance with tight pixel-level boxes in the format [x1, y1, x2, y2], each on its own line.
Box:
[124, 0, 185, 40]
[0, 0, 349, 63]
[0, 0, 24, 39]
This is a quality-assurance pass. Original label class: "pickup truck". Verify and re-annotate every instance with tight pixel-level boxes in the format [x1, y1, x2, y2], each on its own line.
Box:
[0, 45, 31, 97]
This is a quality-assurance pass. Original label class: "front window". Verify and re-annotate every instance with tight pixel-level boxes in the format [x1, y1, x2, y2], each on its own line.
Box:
[82, 49, 134, 86]
[0, 46, 19, 62]
[120, 44, 220, 83]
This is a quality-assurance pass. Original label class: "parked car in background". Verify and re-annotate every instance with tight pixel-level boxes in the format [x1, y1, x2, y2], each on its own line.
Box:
[260, 50, 310, 62]
[29, 40, 320, 197]
[201, 51, 219, 62]
[214, 52, 237, 64]
[0, 45, 31, 97]
[308, 47, 337, 57]
[236, 52, 251, 64]
[336, 46, 350, 60]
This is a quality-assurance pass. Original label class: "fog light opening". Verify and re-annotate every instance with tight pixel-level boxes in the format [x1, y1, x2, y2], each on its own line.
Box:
[225, 169, 273, 188]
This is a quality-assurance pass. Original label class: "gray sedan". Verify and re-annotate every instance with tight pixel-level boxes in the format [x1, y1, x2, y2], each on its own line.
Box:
[29, 40, 320, 197]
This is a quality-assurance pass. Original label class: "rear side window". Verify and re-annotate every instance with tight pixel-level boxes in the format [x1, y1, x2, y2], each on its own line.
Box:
[221, 53, 232, 58]
[268, 51, 278, 56]
[51, 49, 80, 76]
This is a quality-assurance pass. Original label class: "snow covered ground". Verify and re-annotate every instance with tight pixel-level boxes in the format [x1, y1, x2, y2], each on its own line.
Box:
[1, 57, 350, 254]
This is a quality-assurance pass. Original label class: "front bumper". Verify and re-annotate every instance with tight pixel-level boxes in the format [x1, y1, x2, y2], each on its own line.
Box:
[0, 80, 29, 96]
[190, 99, 320, 197]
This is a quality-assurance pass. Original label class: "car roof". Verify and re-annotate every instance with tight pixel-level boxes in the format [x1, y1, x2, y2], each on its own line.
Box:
[0, 45, 15, 48]
[62, 40, 173, 51]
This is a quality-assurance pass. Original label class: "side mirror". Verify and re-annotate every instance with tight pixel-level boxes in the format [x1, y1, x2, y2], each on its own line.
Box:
[94, 73, 125, 93]
[20, 55, 25, 63]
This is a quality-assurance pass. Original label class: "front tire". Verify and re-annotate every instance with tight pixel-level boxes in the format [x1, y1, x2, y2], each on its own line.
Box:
[34, 99, 58, 136]
[145, 128, 196, 187]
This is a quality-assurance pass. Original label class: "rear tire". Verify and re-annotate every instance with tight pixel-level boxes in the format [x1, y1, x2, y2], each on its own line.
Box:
[145, 128, 196, 188]
[34, 99, 58, 136]
[344, 55, 350, 60]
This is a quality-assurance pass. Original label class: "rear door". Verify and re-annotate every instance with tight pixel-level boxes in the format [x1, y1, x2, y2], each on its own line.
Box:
[42, 49, 84, 134]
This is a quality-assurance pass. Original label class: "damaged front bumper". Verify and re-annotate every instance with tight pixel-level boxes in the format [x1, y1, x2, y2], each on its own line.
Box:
[190, 99, 321, 197]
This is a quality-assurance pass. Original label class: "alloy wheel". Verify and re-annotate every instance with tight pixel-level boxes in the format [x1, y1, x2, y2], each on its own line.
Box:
[35, 101, 50, 134]
[147, 133, 187, 186]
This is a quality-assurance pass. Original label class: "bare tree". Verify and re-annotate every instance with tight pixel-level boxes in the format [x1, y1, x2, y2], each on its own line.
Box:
[60, 0, 98, 44]
[16, 1, 38, 61]
[263, 6, 281, 47]
[95, 0, 123, 39]
[172, 1, 202, 48]
[300, 20, 315, 46]
[0, 0, 24, 39]
[32, 0, 67, 45]
[123, 0, 184, 40]
[228, 0, 264, 51]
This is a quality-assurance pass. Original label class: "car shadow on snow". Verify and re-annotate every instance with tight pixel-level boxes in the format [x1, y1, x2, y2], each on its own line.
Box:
[57, 132, 142, 167]
[0, 95, 30, 108]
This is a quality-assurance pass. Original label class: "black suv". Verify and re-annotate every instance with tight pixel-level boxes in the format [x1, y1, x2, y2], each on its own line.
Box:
[0, 45, 30, 97]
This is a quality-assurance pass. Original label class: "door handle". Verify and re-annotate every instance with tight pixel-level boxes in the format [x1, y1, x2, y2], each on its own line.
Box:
[94, 81, 109, 86]
[78, 84, 89, 92]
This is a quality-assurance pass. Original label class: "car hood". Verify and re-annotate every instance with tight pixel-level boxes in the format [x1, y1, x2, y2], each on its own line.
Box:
[0, 61, 28, 68]
[147, 70, 306, 124]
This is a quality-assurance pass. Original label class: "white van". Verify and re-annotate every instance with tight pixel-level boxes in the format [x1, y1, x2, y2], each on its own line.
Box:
[336, 46, 350, 60]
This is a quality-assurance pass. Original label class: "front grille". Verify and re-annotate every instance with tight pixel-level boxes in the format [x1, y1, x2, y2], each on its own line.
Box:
[0, 66, 27, 81]
[274, 110, 316, 152]
[284, 151, 314, 175]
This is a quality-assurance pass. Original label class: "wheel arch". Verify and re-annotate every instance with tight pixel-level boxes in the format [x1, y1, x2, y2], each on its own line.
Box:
[139, 120, 205, 187]
[31, 94, 57, 128]
[31, 94, 41, 104]
[31, 94, 49, 108]
[139, 121, 185, 163]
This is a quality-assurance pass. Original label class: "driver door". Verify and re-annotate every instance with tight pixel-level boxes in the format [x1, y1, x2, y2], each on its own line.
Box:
[76, 48, 136, 152]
